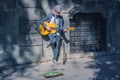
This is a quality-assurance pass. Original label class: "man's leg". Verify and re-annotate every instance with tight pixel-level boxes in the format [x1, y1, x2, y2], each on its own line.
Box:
[53, 36, 60, 63]
[60, 31, 70, 44]
[46, 34, 56, 48]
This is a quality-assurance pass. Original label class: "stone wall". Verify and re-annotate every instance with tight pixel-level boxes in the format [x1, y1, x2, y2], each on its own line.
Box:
[0, 0, 44, 67]
[0, 0, 120, 67]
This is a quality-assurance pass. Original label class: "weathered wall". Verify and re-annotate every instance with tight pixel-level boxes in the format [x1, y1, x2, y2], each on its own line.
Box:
[0, 0, 120, 67]
[0, 0, 71, 67]
[0, 0, 44, 67]
[107, 9, 120, 54]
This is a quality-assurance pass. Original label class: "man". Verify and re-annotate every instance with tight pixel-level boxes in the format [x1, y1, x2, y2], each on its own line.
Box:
[40, 5, 70, 64]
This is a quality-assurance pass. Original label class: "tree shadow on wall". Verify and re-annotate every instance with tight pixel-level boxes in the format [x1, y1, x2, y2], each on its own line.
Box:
[0, 0, 64, 80]
[0, 0, 41, 80]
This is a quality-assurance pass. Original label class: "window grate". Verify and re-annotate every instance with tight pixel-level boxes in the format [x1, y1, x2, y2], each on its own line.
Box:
[70, 13, 106, 53]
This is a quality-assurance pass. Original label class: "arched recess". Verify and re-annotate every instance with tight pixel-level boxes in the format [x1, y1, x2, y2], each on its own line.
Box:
[68, 5, 107, 54]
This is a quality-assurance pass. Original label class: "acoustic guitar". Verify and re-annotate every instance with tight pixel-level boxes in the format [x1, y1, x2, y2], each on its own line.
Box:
[39, 21, 75, 36]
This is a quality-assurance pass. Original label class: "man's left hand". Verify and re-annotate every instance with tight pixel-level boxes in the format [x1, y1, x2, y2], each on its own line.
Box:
[63, 28, 68, 32]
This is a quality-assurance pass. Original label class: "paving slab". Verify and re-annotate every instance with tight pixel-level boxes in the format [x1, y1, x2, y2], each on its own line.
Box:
[0, 55, 120, 80]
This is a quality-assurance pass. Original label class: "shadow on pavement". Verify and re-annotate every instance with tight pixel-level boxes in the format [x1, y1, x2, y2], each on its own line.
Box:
[85, 55, 120, 80]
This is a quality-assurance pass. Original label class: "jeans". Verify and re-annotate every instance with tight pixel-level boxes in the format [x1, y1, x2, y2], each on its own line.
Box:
[48, 34, 61, 61]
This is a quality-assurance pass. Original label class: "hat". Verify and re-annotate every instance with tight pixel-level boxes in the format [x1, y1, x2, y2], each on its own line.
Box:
[54, 5, 61, 13]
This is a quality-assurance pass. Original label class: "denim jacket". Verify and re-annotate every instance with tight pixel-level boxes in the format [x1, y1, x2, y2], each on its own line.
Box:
[40, 13, 64, 32]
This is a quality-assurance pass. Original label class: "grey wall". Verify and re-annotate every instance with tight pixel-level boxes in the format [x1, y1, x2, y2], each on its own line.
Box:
[107, 10, 120, 53]
[0, 0, 70, 67]
[0, 0, 44, 67]
[0, 0, 120, 67]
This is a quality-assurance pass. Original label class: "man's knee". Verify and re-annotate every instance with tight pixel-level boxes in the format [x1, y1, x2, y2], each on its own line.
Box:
[50, 41, 55, 44]
[50, 40, 56, 44]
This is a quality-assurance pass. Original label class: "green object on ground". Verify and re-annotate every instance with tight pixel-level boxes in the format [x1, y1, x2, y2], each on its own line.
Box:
[43, 71, 63, 78]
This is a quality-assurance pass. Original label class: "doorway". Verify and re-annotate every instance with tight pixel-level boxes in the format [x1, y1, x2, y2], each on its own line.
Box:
[70, 13, 106, 54]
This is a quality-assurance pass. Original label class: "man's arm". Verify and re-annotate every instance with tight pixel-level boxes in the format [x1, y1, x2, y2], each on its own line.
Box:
[57, 16, 65, 31]
[40, 13, 52, 28]
[58, 16, 68, 33]
[40, 15, 49, 28]
[40, 13, 53, 31]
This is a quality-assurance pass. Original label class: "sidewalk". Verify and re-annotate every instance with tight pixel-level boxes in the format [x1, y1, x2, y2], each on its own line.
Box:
[0, 55, 120, 80]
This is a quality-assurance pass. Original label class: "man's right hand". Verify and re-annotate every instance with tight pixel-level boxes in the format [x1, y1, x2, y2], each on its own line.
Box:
[46, 26, 52, 32]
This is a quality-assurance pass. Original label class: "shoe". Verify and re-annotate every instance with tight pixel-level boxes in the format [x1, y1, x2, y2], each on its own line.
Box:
[65, 40, 70, 44]
[46, 43, 52, 48]
[53, 59, 58, 64]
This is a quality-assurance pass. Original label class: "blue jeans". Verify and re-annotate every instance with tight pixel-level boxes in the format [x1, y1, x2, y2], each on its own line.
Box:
[48, 34, 61, 61]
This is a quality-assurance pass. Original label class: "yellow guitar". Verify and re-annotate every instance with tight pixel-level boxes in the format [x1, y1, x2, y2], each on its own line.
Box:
[39, 21, 75, 36]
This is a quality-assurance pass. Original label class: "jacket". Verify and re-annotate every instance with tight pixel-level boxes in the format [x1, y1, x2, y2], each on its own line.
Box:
[40, 13, 64, 32]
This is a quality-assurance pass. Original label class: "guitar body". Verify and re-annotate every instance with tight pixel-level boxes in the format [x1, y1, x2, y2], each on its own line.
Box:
[39, 21, 75, 36]
[39, 22, 57, 36]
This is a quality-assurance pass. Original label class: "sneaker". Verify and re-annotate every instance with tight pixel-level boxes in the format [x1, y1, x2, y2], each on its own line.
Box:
[53, 59, 58, 64]
[65, 40, 70, 44]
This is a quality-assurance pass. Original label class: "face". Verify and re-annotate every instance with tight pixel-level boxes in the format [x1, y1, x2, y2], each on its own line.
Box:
[54, 10, 60, 16]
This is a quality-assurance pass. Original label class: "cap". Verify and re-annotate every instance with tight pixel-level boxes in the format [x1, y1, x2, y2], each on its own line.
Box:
[54, 5, 61, 13]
